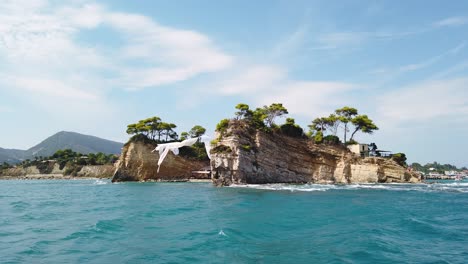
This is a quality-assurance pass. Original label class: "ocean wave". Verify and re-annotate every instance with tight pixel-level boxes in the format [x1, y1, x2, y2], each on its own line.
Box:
[93, 179, 108, 185]
[230, 181, 468, 193]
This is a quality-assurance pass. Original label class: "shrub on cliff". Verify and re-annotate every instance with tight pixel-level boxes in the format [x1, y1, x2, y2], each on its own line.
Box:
[392, 153, 407, 167]
[179, 141, 209, 161]
[127, 134, 158, 146]
[212, 145, 232, 154]
[314, 131, 323, 143]
[280, 118, 305, 138]
[36, 161, 54, 174]
[1, 162, 12, 170]
[63, 164, 83, 176]
[346, 139, 358, 145]
[216, 119, 230, 138]
[323, 135, 341, 145]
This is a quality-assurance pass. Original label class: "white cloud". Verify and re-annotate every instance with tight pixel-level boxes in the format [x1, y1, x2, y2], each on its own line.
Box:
[433, 16, 468, 27]
[376, 78, 468, 123]
[104, 12, 233, 89]
[0, 0, 233, 93]
[0, 0, 236, 146]
[210, 64, 357, 117]
[3, 76, 98, 101]
[369, 42, 467, 85]
[0, 0, 234, 121]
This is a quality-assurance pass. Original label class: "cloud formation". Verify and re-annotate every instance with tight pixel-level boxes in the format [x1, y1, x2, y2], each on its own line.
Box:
[433, 16, 468, 27]
[212, 64, 357, 117]
[377, 78, 468, 123]
[0, 0, 233, 104]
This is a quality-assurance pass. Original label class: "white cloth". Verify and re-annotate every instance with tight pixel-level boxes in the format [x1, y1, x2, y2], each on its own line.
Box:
[152, 136, 211, 173]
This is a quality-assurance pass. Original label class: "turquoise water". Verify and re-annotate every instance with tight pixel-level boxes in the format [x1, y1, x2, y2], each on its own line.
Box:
[1, 180, 467, 263]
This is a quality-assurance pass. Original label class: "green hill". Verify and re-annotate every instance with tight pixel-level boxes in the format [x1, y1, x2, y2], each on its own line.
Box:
[0, 131, 123, 163]
[0, 148, 25, 164]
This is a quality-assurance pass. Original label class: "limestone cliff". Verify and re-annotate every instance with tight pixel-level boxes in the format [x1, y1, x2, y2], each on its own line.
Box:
[112, 141, 209, 182]
[0, 163, 113, 179]
[211, 127, 420, 186]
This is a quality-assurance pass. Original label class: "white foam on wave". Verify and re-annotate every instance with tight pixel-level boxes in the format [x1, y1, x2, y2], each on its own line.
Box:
[230, 184, 335, 192]
[93, 179, 108, 185]
[230, 181, 468, 193]
[218, 229, 227, 237]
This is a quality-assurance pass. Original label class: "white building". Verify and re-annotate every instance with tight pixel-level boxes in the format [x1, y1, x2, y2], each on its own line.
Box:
[348, 144, 369, 157]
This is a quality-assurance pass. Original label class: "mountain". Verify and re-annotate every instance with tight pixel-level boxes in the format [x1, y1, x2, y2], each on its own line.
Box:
[0, 148, 25, 164]
[0, 131, 124, 163]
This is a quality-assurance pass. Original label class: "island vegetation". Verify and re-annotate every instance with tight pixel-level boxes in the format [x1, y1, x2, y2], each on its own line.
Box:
[212, 103, 415, 168]
[0, 149, 118, 176]
[410, 161, 467, 174]
[125, 116, 209, 161]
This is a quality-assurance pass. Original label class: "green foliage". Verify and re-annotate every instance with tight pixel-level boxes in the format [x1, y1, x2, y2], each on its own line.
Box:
[240, 144, 252, 152]
[262, 103, 288, 127]
[235, 103, 253, 120]
[20, 149, 119, 170]
[392, 153, 407, 167]
[310, 106, 378, 144]
[335, 106, 358, 119]
[346, 139, 359, 145]
[180, 132, 189, 141]
[411, 161, 465, 174]
[280, 118, 304, 138]
[250, 108, 267, 130]
[126, 116, 178, 143]
[63, 164, 83, 176]
[179, 141, 209, 161]
[127, 133, 157, 146]
[314, 131, 324, 144]
[350, 115, 378, 140]
[36, 161, 55, 174]
[1, 162, 12, 170]
[188, 125, 206, 138]
[211, 145, 232, 154]
[216, 118, 230, 138]
[335, 106, 358, 143]
[323, 135, 341, 145]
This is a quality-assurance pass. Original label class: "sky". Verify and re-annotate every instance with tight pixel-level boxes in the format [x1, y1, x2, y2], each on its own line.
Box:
[0, 0, 467, 167]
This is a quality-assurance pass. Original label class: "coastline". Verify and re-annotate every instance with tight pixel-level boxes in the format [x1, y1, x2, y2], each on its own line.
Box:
[0, 174, 110, 180]
[0, 174, 212, 182]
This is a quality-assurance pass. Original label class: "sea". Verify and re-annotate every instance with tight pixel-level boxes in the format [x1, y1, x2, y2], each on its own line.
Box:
[1, 179, 467, 263]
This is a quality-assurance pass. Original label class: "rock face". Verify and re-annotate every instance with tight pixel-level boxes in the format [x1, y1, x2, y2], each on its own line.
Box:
[0, 163, 114, 179]
[112, 141, 209, 182]
[77, 165, 114, 178]
[211, 129, 420, 186]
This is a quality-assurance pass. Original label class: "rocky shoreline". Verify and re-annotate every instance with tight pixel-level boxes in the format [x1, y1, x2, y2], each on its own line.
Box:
[0, 175, 109, 180]
[0, 164, 115, 180]
[109, 123, 421, 185]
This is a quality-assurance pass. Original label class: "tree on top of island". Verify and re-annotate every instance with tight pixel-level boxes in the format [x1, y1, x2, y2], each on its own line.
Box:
[308, 106, 378, 145]
[216, 103, 378, 146]
[125, 116, 209, 161]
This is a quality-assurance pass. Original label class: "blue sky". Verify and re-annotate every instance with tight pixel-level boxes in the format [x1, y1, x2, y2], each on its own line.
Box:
[0, 0, 467, 167]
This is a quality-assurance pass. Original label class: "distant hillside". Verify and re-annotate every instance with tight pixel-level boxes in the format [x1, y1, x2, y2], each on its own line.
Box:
[0, 131, 124, 163]
[25, 131, 124, 157]
[0, 148, 25, 164]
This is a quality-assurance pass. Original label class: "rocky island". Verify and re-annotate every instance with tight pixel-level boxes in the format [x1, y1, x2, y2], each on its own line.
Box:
[111, 104, 420, 185]
[0, 149, 117, 180]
